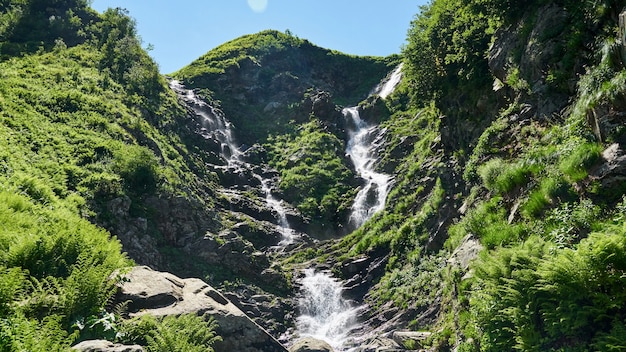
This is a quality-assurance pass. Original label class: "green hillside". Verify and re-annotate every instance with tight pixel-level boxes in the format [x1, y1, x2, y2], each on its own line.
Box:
[0, 1, 221, 350]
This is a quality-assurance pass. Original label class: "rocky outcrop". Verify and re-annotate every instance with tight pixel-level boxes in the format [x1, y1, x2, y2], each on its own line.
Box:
[113, 266, 288, 352]
[104, 193, 219, 270]
[289, 337, 334, 352]
[72, 340, 144, 352]
[392, 331, 432, 350]
[588, 143, 626, 194]
[488, 3, 571, 118]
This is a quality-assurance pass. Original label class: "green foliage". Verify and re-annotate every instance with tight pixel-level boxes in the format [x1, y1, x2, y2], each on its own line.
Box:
[113, 145, 161, 194]
[0, 0, 98, 57]
[119, 314, 221, 352]
[558, 141, 602, 182]
[403, 0, 492, 106]
[478, 158, 532, 195]
[0, 4, 220, 350]
[471, 230, 626, 351]
[455, 197, 526, 249]
[267, 121, 355, 223]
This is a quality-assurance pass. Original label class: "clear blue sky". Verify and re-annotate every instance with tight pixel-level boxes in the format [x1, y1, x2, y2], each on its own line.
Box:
[91, 1, 428, 74]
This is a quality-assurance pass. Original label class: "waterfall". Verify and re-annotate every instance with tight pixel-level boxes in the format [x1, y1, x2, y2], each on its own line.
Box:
[260, 178, 296, 246]
[170, 80, 241, 165]
[372, 63, 403, 99]
[296, 269, 361, 351]
[343, 107, 391, 228]
[170, 80, 295, 245]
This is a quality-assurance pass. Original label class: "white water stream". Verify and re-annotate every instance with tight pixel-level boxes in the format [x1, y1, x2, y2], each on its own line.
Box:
[343, 107, 391, 229]
[170, 80, 295, 245]
[293, 65, 402, 350]
[296, 269, 362, 350]
[373, 63, 404, 99]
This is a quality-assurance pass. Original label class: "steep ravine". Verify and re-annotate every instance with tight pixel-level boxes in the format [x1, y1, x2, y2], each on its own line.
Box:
[169, 64, 402, 351]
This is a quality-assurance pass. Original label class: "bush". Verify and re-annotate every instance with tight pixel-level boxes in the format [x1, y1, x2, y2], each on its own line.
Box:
[478, 158, 531, 195]
[118, 314, 221, 352]
[471, 230, 626, 351]
[461, 198, 526, 249]
[559, 142, 602, 182]
[113, 145, 160, 194]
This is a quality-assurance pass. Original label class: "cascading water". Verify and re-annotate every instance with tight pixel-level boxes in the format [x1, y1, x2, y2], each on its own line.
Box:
[343, 107, 391, 229]
[372, 63, 404, 99]
[260, 178, 296, 246]
[170, 80, 295, 245]
[296, 269, 362, 350]
[294, 65, 402, 350]
[170, 80, 241, 165]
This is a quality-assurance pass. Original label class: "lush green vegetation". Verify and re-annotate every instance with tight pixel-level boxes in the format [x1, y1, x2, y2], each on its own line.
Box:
[4, 0, 626, 350]
[328, 0, 626, 351]
[267, 121, 355, 225]
[0, 1, 221, 349]
[174, 29, 396, 142]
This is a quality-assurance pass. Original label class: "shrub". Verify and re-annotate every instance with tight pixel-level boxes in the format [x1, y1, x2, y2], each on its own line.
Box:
[478, 158, 531, 195]
[113, 145, 160, 194]
[521, 176, 569, 218]
[559, 142, 602, 182]
[462, 198, 526, 249]
[119, 314, 221, 352]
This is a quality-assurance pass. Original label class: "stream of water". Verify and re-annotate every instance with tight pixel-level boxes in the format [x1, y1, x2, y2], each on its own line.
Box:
[171, 63, 403, 351]
[343, 107, 391, 229]
[170, 80, 295, 245]
[296, 269, 362, 350]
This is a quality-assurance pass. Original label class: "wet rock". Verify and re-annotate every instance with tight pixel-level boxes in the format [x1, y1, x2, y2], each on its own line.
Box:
[113, 266, 288, 352]
[347, 336, 401, 352]
[342, 254, 389, 301]
[71, 340, 144, 352]
[289, 337, 334, 352]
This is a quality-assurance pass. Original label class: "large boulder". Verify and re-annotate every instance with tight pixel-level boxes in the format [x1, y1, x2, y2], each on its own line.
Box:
[113, 266, 288, 352]
[289, 337, 334, 352]
[72, 340, 143, 352]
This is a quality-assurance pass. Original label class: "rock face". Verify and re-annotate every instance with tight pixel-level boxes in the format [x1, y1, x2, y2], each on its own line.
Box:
[113, 266, 288, 352]
[72, 340, 144, 352]
[289, 337, 334, 352]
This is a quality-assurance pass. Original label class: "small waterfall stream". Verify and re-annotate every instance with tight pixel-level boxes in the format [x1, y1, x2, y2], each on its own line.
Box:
[343, 107, 391, 229]
[293, 65, 402, 350]
[170, 80, 295, 245]
[296, 269, 362, 350]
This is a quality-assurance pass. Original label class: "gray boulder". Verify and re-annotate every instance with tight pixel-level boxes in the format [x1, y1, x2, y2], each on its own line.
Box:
[114, 266, 287, 352]
[71, 340, 144, 352]
[289, 337, 334, 352]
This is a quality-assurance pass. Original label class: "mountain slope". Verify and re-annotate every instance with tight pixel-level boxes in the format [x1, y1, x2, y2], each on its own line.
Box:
[0, 2, 227, 349]
[323, 0, 626, 350]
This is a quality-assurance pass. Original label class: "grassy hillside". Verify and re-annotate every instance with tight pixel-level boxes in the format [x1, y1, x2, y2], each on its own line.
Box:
[0, 1, 220, 350]
[330, 0, 626, 350]
[174, 29, 397, 142]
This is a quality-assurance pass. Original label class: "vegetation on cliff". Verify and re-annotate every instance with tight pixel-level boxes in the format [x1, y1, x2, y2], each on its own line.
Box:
[4, 0, 626, 350]
[174, 30, 397, 232]
[330, 0, 626, 350]
[0, 1, 220, 350]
